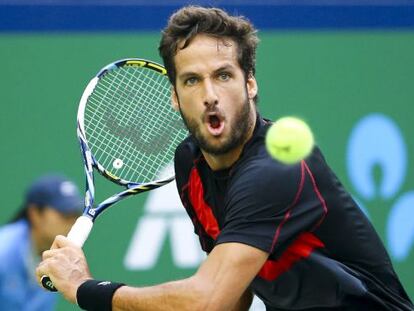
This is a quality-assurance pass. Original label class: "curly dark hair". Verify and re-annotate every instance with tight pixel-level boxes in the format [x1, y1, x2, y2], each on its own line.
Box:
[159, 6, 259, 87]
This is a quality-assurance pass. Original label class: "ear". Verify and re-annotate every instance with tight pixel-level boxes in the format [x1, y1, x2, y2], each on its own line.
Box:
[27, 204, 41, 227]
[171, 87, 180, 111]
[246, 74, 258, 100]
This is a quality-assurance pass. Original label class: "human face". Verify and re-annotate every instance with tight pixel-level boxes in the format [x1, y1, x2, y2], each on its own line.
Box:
[172, 34, 257, 156]
[30, 206, 78, 254]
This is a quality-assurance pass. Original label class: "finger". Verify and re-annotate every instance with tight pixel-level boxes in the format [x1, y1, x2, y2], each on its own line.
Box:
[36, 259, 51, 284]
[50, 235, 66, 249]
[50, 235, 78, 249]
[42, 248, 62, 260]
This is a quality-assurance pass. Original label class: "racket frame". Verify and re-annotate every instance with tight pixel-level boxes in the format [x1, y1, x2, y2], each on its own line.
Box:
[41, 59, 184, 292]
[76, 58, 176, 221]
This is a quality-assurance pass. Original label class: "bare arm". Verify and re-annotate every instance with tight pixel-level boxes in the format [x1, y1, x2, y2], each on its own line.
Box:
[113, 242, 266, 311]
[114, 281, 253, 311]
[37, 236, 267, 311]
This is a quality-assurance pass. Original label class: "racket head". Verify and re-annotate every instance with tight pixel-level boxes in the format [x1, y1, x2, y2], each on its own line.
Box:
[77, 58, 188, 186]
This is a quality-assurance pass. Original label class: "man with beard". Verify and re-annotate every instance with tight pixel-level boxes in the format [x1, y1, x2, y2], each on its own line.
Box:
[36, 6, 413, 311]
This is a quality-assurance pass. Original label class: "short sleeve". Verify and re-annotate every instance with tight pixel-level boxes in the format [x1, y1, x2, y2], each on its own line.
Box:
[216, 156, 326, 259]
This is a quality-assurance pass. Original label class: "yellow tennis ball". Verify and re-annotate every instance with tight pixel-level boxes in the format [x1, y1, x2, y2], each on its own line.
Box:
[265, 117, 314, 164]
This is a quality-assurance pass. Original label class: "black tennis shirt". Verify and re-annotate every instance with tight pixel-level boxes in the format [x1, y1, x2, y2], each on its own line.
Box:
[174, 116, 413, 310]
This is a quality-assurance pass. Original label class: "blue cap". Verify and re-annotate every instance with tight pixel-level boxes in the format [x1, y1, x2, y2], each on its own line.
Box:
[25, 174, 83, 214]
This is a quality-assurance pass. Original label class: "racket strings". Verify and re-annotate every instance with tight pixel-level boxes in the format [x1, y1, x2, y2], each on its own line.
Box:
[94, 69, 148, 172]
[86, 70, 136, 174]
[87, 79, 176, 182]
[84, 65, 187, 183]
[110, 68, 183, 180]
[88, 68, 174, 180]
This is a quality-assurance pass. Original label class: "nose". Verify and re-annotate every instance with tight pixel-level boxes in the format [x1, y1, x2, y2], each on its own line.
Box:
[202, 79, 218, 108]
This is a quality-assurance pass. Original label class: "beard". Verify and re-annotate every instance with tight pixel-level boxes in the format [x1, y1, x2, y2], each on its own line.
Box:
[178, 92, 253, 156]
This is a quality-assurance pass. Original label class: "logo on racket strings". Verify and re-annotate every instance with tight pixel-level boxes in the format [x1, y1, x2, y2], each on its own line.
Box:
[103, 112, 185, 155]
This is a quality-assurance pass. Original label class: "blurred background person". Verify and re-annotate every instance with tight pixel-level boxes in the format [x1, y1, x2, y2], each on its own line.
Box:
[0, 173, 83, 311]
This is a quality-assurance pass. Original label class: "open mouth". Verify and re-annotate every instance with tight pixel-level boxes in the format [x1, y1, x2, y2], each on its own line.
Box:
[206, 113, 225, 136]
[209, 115, 221, 129]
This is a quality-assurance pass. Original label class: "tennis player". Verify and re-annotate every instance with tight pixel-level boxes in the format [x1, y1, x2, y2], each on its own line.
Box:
[36, 6, 413, 311]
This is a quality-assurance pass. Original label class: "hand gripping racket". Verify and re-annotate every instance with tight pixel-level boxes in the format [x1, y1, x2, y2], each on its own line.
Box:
[41, 58, 188, 291]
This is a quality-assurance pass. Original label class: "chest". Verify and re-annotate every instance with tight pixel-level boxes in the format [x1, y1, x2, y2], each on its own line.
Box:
[180, 163, 230, 250]
[192, 164, 230, 225]
[200, 171, 229, 226]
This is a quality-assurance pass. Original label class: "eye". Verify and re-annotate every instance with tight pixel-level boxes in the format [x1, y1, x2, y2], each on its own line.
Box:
[217, 72, 231, 81]
[184, 77, 199, 86]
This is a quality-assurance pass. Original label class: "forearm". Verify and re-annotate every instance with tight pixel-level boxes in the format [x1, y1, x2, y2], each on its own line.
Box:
[37, 238, 267, 310]
[111, 243, 264, 311]
[112, 277, 253, 311]
[112, 277, 208, 311]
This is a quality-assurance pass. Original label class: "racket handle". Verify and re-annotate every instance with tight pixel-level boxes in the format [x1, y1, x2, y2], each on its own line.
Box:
[67, 215, 94, 247]
[41, 216, 94, 292]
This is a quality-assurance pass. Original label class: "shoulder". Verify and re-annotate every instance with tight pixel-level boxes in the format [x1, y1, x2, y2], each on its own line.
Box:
[230, 117, 331, 204]
[228, 143, 305, 209]
[0, 220, 28, 263]
[175, 135, 199, 165]
[174, 136, 201, 184]
[0, 221, 30, 279]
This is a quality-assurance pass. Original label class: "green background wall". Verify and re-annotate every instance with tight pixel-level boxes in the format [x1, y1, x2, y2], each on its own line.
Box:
[1, 31, 413, 309]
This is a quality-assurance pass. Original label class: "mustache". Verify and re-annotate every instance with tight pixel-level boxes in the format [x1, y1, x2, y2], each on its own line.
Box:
[202, 107, 224, 121]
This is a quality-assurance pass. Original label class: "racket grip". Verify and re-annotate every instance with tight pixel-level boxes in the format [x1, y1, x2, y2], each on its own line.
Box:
[67, 215, 94, 247]
[41, 216, 94, 292]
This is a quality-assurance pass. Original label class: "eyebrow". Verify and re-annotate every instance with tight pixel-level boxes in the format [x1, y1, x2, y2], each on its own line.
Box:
[177, 71, 199, 81]
[213, 64, 235, 74]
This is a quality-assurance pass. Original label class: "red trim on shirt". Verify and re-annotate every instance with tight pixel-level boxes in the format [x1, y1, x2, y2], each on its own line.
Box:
[184, 159, 327, 282]
[188, 166, 220, 240]
[259, 160, 328, 281]
[269, 161, 306, 253]
[258, 232, 324, 281]
[303, 161, 329, 231]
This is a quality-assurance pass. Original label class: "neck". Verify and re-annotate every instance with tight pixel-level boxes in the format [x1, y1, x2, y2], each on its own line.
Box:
[202, 111, 257, 171]
[202, 145, 244, 171]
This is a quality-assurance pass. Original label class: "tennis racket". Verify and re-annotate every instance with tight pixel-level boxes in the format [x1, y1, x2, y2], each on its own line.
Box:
[41, 58, 188, 291]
